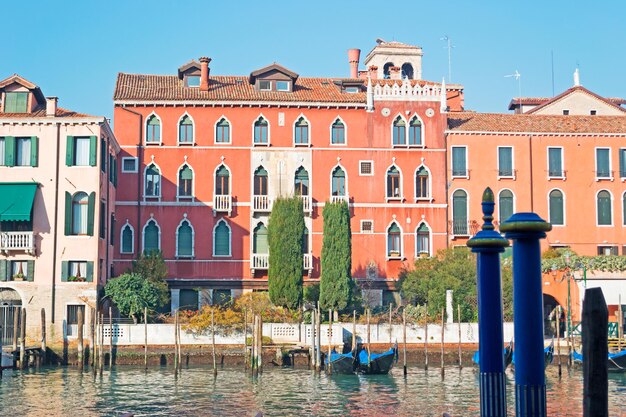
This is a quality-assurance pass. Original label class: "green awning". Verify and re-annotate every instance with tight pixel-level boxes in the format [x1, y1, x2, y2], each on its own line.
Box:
[0, 183, 38, 221]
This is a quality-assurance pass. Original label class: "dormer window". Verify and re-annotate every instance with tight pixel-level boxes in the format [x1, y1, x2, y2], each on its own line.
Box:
[249, 63, 299, 93]
[186, 75, 200, 87]
[259, 81, 271, 91]
[276, 81, 290, 91]
[4, 92, 28, 113]
[345, 86, 360, 93]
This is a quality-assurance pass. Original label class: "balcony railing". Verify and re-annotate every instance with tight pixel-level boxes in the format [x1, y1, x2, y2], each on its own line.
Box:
[330, 195, 349, 204]
[251, 254, 269, 272]
[300, 195, 311, 213]
[213, 194, 232, 215]
[0, 232, 34, 253]
[253, 195, 272, 213]
[448, 220, 480, 237]
[303, 253, 313, 271]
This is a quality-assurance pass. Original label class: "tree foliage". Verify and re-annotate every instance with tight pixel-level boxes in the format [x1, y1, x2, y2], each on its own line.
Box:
[268, 197, 305, 309]
[105, 273, 168, 322]
[130, 250, 169, 307]
[320, 200, 353, 311]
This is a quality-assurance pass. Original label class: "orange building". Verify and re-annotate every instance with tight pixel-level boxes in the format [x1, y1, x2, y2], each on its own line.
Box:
[112, 41, 464, 311]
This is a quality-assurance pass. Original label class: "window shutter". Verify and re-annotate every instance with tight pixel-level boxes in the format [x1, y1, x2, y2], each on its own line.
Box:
[64, 192, 72, 235]
[26, 260, 35, 281]
[178, 224, 193, 257]
[101, 139, 107, 172]
[110, 215, 116, 245]
[66, 136, 74, 166]
[5, 136, 15, 166]
[0, 260, 7, 281]
[61, 261, 69, 282]
[215, 224, 230, 255]
[86, 261, 94, 282]
[89, 136, 97, 166]
[29, 136, 38, 167]
[87, 192, 96, 236]
[113, 158, 117, 186]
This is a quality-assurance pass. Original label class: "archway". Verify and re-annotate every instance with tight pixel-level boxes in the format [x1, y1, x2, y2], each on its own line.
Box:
[542, 294, 562, 337]
[0, 288, 22, 345]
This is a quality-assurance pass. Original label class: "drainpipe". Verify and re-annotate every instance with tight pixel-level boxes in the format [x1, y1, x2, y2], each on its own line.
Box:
[444, 131, 450, 248]
[104, 123, 111, 284]
[528, 134, 534, 212]
[119, 106, 143, 258]
[51, 122, 61, 323]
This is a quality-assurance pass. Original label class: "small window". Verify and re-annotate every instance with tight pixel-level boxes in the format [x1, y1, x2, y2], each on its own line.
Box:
[498, 147, 513, 177]
[562, 110, 570, 115]
[619, 148, 626, 178]
[216, 118, 230, 143]
[548, 147, 563, 177]
[408, 116, 422, 146]
[99, 201, 106, 239]
[177, 220, 193, 258]
[178, 115, 194, 144]
[276, 81, 290, 91]
[361, 220, 374, 233]
[15, 137, 32, 166]
[68, 261, 88, 281]
[0, 137, 4, 166]
[590, 110, 597, 116]
[294, 117, 309, 145]
[549, 190, 564, 226]
[386, 166, 401, 199]
[4, 92, 28, 113]
[178, 165, 193, 198]
[74, 137, 91, 166]
[596, 148, 611, 178]
[392, 116, 406, 146]
[416, 223, 430, 256]
[146, 115, 161, 144]
[10, 260, 28, 281]
[259, 80, 271, 91]
[67, 305, 85, 327]
[331, 119, 345, 144]
[597, 246, 618, 256]
[71, 192, 90, 235]
[345, 86, 360, 93]
[122, 157, 138, 173]
[387, 223, 402, 258]
[145, 164, 161, 197]
[186, 75, 200, 87]
[415, 167, 429, 199]
[121, 224, 134, 254]
[254, 117, 269, 144]
[597, 190, 612, 225]
[359, 161, 373, 176]
[451, 146, 467, 177]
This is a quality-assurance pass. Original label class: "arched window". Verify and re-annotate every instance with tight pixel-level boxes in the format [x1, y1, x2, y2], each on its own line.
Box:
[416, 223, 430, 256]
[72, 192, 89, 235]
[253, 223, 268, 254]
[215, 165, 230, 195]
[408, 116, 422, 145]
[393, 116, 406, 145]
[294, 117, 309, 145]
[302, 227, 309, 254]
[452, 190, 468, 235]
[499, 190, 514, 224]
[215, 118, 230, 143]
[121, 223, 134, 254]
[386, 166, 401, 198]
[383, 62, 395, 79]
[597, 190, 612, 225]
[415, 167, 429, 199]
[331, 166, 346, 196]
[143, 219, 160, 253]
[214, 220, 231, 256]
[387, 222, 402, 258]
[294, 166, 309, 196]
[549, 190, 564, 226]
[178, 165, 193, 198]
[177, 220, 193, 257]
[331, 119, 345, 144]
[254, 167, 268, 196]
[401, 63, 414, 80]
[179, 115, 194, 143]
[146, 115, 161, 143]
[145, 164, 161, 197]
[254, 117, 269, 144]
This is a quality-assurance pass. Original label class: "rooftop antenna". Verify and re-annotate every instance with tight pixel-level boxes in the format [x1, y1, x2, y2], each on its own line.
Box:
[551, 50, 555, 96]
[505, 70, 522, 113]
[440, 35, 455, 83]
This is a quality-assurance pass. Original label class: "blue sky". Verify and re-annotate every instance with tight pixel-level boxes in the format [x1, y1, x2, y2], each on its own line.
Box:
[3, 1, 625, 120]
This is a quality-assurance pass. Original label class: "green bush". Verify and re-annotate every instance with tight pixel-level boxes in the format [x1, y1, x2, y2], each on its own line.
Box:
[105, 273, 169, 322]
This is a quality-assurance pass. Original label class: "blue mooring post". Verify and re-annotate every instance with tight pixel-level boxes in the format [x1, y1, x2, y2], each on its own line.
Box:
[467, 188, 509, 417]
[501, 211, 552, 417]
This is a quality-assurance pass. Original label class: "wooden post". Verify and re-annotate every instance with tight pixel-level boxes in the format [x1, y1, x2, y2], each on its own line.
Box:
[310, 308, 316, 370]
[0, 324, 2, 378]
[40, 308, 46, 366]
[618, 295, 623, 353]
[173, 311, 179, 375]
[99, 313, 104, 374]
[457, 304, 462, 368]
[352, 310, 356, 354]
[12, 306, 19, 352]
[403, 307, 407, 376]
[77, 307, 84, 370]
[243, 309, 248, 369]
[424, 318, 429, 370]
[582, 288, 608, 417]
[212, 309, 217, 376]
[327, 309, 332, 375]
[250, 314, 256, 375]
[315, 308, 321, 373]
[177, 316, 182, 369]
[90, 307, 95, 369]
[557, 305, 562, 378]
[92, 310, 98, 376]
[19, 308, 26, 369]
[389, 304, 393, 345]
[257, 315, 263, 373]
[366, 309, 371, 368]
[441, 307, 445, 376]
[144, 307, 148, 370]
[108, 307, 113, 367]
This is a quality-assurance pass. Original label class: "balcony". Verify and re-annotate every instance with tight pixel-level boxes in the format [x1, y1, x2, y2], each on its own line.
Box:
[0, 232, 34, 254]
[330, 195, 349, 204]
[303, 253, 313, 274]
[448, 220, 480, 238]
[299, 195, 311, 214]
[251, 253, 269, 274]
[213, 194, 232, 216]
[253, 195, 272, 213]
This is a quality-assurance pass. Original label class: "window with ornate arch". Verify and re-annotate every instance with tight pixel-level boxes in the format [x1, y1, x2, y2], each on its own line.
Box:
[597, 190, 612, 225]
[214, 220, 231, 256]
[215, 165, 230, 195]
[415, 167, 429, 199]
[143, 219, 160, 254]
[145, 164, 161, 197]
[176, 219, 194, 258]
[549, 190, 564, 226]
[178, 165, 193, 198]
[146, 115, 161, 144]
[253, 223, 268, 254]
[498, 190, 514, 224]
[416, 223, 430, 256]
[387, 223, 402, 258]
[254, 167, 268, 195]
[294, 167, 309, 196]
[120, 223, 134, 254]
[386, 166, 401, 199]
[179, 115, 194, 144]
[294, 117, 309, 145]
[331, 166, 346, 196]
[408, 116, 422, 146]
[254, 117, 269, 144]
[331, 119, 345, 144]
[392, 116, 406, 146]
[215, 118, 230, 143]
[452, 190, 468, 235]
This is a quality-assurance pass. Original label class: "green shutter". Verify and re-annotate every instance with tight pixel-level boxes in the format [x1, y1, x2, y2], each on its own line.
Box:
[177, 223, 193, 257]
[87, 192, 95, 236]
[0, 260, 7, 281]
[5, 136, 15, 166]
[66, 136, 74, 166]
[30, 136, 38, 167]
[26, 260, 34, 281]
[113, 158, 117, 186]
[61, 261, 69, 282]
[64, 192, 72, 235]
[101, 139, 107, 172]
[110, 215, 116, 245]
[253, 225, 268, 254]
[86, 261, 94, 282]
[5, 92, 17, 112]
[215, 222, 230, 255]
[549, 191, 564, 225]
[122, 226, 133, 253]
[89, 136, 97, 167]
[180, 166, 193, 180]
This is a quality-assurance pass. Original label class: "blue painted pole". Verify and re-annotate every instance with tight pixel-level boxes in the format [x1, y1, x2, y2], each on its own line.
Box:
[468, 188, 509, 417]
[501, 212, 552, 417]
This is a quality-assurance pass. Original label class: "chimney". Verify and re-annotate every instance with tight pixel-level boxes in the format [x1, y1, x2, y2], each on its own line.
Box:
[368, 65, 378, 80]
[199, 56, 211, 91]
[573, 68, 581, 87]
[389, 66, 401, 80]
[46, 97, 58, 116]
[348, 48, 361, 79]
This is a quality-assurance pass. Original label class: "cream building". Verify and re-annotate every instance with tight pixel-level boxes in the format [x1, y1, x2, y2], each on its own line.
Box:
[0, 75, 119, 345]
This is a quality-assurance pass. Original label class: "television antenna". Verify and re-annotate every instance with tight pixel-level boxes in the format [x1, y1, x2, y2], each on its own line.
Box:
[440, 35, 455, 83]
[505, 70, 522, 104]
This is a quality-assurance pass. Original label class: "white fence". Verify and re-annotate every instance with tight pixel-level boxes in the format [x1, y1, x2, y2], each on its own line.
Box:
[87, 322, 515, 347]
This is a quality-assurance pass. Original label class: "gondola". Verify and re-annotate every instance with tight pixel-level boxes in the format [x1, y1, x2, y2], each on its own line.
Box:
[572, 349, 626, 372]
[357, 344, 397, 375]
[511, 342, 554, 370]
[471, 340, 514, 370]
[326, 350, 358, 374]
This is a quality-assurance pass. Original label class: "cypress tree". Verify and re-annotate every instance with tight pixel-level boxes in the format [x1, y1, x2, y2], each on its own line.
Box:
[320, 200, 353, 310]
[268, 196, 305, 309]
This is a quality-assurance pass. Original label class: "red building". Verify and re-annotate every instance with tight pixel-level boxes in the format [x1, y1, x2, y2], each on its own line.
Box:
[112, 41, 464, 310]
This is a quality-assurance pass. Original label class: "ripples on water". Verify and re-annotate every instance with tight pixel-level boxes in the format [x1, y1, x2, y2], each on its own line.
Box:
[0, 365, 624, 416]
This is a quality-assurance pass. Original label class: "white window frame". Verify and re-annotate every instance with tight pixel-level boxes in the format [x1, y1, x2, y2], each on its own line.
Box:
[391, 114, 408, 147]
[121, 157, 138, 173]
[143, 161, 162, 201]
[596, 189, 614, 227]
[385, 221, 403, 260]
[259, 80, 272, 91]
[120, 221, 135, 254]
[177, 112, 195, 146]
[415, 221, 432, 258]
[594, 147, 613, 181]
[414, 164, 432, 202]
[141, 217, 161, 253]
[176, 162, 195, 202]
[252, 114, 271, 146]
[175, 217, 195, 258]
[329, 116, 347, 146]
[497, 146, 515, 179]
[547, 188, 566, 227]
[497, 188, 516, 224]
[211, 219, 232, 257]
[385, 163, 403, 201]
[145, 112, 162, 145]
[293, 114, 311, 147]
[407, 113, 425, 147]
[451, 146, 469, 179]
[276, 81, 290, 91]
[359, 160, 374, 176]
[360, 219, 374, 233]
[547, 147, 565, 180]
[213, 163, 232, 196]
[330, 163, 348, 199]
[214, 115, 232, 145]
[619, 148, 626, 181]
[451, 188, 470, 237]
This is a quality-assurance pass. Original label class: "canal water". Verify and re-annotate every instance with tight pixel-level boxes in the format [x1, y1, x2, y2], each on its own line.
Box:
[0, 365, 624, 416]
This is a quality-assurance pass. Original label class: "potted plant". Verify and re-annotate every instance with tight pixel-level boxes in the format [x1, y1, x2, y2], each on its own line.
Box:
[68, 276, 86, 282]
[12, 272, 25, 281]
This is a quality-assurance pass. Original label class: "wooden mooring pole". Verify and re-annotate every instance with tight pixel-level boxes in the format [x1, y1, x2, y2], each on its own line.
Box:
[557, 305, 562, 378]
[250, 314, 256, 375]
[77, 307, 84, 370]
[108, 307, 113, 367]
[402, 307, 407, 376]
[315, 308, 321, 373]
[19, 308, 26, 369]
[366, 309, 371, 369]
[352, 310, 356, 354]
[327, 309, 332, 375]
[389, 304, 393, 345]
[457, 304, 462, 368]
[90, 307, 95, 369]
[440, 307, 445, 377]
[310, 308, 316, 370]
[177, 316, 182, 369]
[99, 313, 104, 374]
[144, 307, 148, 370]
[257, 315, 263, 374]
[582, 287, 608, 417]
[243, 309, 248, 370]
[173, 311, 179, 375]
[41, 308, 46, 367]
[424, 318, 429, 370]
[212, 309, 217, 376]
[12, 306, 19, 353]
[92, 309, 98, 376]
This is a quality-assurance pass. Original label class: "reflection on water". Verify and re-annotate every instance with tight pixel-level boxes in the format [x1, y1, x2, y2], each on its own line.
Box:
[0, 365, 624, 416]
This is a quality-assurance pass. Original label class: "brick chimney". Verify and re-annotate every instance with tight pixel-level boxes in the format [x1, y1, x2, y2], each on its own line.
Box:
[348, 49, 361, 79]
[368, 65, 378, 80]
[46, 97, 58, 116]
[199, 57, 211, 91]
[389, 66, 401, 80]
